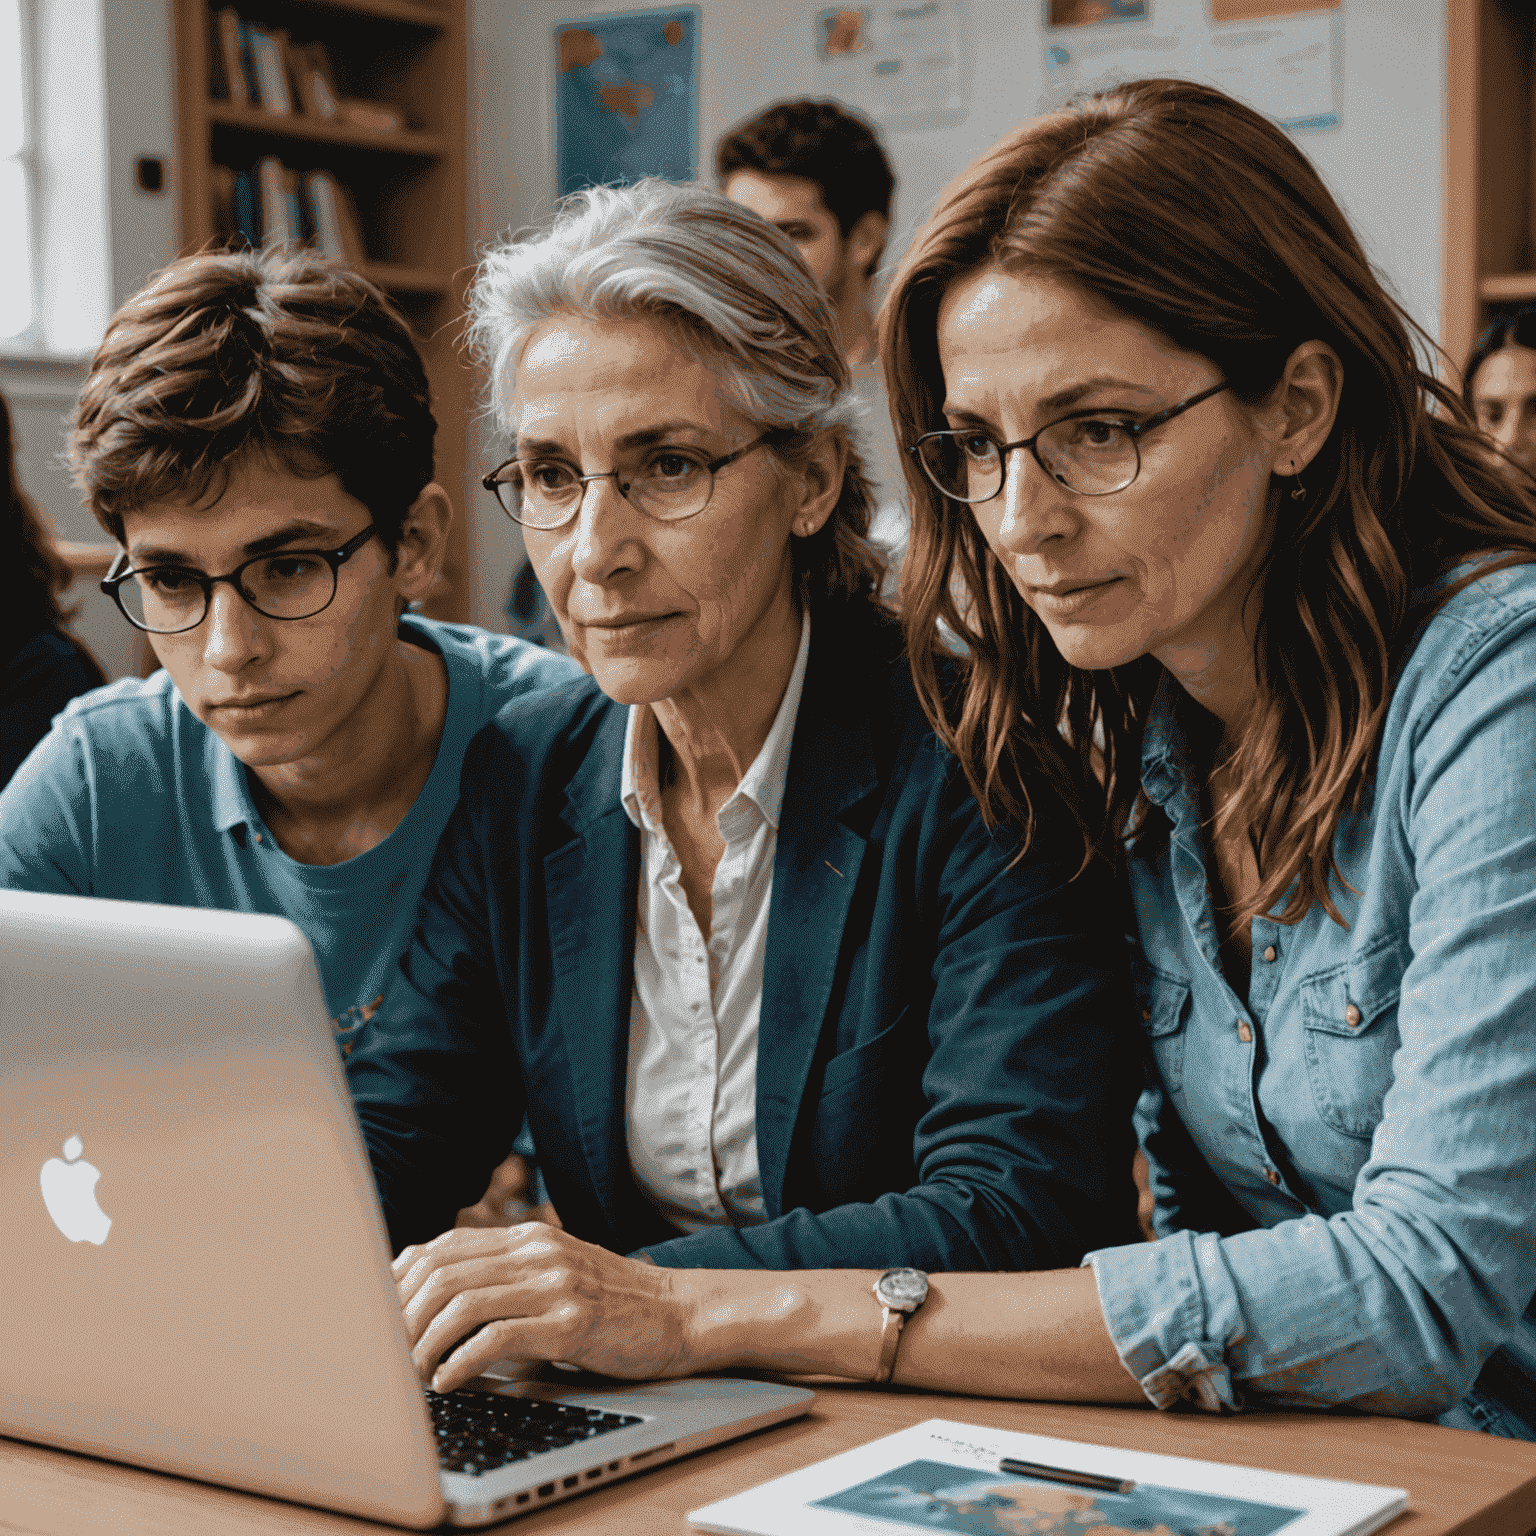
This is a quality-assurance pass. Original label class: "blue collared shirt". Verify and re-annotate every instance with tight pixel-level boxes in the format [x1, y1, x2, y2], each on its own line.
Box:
[1089, 559, 1536, 1436]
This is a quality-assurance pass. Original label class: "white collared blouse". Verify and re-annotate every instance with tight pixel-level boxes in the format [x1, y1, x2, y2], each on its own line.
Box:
[619, 613, 812, 1232]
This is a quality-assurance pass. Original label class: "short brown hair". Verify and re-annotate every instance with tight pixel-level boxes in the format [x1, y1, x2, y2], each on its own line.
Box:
[70, 245, 436, 550]
[715, 99, 894, 279]
[883, 78, 1536, 923]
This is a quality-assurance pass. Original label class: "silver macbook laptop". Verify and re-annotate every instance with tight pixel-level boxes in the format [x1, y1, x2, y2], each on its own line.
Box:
[0, 889, 812, 1527]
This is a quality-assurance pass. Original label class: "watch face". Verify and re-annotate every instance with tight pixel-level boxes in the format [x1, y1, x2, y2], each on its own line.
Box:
[875, 1267, 929, 1312]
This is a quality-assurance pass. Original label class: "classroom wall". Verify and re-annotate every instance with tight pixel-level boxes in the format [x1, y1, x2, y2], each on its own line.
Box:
[465, 0, 1445, 632]
[4, 1, 1453, 649]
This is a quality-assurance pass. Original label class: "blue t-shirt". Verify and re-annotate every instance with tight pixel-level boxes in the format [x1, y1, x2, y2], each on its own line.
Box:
[0, 616, 579, 1052]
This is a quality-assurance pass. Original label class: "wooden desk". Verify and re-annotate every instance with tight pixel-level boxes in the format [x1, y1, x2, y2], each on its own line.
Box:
[5, 1383, 1535, 1535]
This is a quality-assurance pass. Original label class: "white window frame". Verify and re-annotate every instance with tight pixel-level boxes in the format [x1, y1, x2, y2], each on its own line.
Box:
[1, 0, 45, 354]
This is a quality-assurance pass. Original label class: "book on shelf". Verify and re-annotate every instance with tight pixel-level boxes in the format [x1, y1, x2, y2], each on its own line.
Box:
[244, 23, 293, 114]
[221, 156, 368, 264]
[304, 171, 367, 263]
[255, 156, 302, 245]
[292, 41, 340, 119]
[233, 168, 257, 246]
[213, 7, 251, 108]
[209, 163, 238, 240]
[202, 14, 408, 136]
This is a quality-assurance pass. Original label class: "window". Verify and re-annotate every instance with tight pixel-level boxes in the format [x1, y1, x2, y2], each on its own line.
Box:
[0, 0, 39, 345]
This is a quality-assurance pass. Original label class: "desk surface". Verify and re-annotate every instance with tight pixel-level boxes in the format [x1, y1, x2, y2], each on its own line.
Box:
[5, 1384, 1536, 1536]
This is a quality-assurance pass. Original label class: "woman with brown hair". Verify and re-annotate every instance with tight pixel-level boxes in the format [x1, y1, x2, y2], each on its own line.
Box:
[872, 77, 1536, 1433]
[3, 387, 104, 788]
[456, 82, 1536, 1442]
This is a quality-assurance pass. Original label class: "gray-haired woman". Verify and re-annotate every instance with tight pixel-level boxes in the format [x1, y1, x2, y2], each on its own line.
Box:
[345, 180, 1140, 1391]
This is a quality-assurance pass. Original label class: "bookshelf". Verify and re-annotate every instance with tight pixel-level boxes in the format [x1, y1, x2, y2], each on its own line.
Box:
[169, 0, 471, 623]
[1443, 0, 1536, 389]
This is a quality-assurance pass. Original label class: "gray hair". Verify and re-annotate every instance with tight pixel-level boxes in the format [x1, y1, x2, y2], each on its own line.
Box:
[468, 179, 885, 603]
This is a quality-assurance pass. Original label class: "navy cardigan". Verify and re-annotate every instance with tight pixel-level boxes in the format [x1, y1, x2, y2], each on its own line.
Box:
[347, 599, 1141, 1269]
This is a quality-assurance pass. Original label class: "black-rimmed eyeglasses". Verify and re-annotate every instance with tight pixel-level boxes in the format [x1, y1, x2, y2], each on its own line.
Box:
[100, 524, 379, 635]
[910, 382, 1230, 503]
[482, 433, 776, 529]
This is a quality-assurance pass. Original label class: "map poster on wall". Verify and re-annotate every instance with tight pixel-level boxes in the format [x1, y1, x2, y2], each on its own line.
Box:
[554, 7, 699, 196]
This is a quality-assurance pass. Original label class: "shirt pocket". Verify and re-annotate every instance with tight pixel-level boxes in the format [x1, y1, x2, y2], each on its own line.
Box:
[1298, 938, 1406, 1140]
[1133, 965, 1192, 1095]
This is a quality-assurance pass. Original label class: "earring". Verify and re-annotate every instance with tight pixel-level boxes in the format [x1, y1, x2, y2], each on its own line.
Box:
[1289, 464, 1306, 502]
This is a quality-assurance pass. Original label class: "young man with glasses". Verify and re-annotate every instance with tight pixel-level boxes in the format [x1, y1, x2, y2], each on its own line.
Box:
[0, 248, 578, 1088]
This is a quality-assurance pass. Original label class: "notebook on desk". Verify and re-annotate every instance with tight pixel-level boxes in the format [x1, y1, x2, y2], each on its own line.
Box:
[689, 1418, 1407, 1536]
[0, 889, 811, 1528]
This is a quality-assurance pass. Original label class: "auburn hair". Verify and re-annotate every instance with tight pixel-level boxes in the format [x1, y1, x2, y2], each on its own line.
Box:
[69, 245, 436, 552]
[882, 77, 1536, 927]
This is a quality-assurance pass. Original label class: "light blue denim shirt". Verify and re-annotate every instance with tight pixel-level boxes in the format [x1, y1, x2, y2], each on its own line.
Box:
[1088, 559, 1536, 1436]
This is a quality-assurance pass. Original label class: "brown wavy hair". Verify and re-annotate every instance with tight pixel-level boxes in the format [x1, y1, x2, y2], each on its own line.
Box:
[69, 245, 436, 554]
[882, 78, 1536, 927]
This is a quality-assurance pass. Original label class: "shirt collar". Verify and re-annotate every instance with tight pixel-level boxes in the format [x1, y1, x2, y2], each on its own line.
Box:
[207, 723, 260, 836]
[1138, 668, 1200, 812]
[621, 609, 812, 837]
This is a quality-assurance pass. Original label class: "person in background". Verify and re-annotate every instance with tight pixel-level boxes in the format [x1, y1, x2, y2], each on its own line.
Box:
[1464, 304, 1536, 480]
[718, 99, 908, 568]
[426, 80, 1536, 1444]
[0, 248, 578, 1222]
[3, 388, 106, 789]
[348, 180, 1141, 1394]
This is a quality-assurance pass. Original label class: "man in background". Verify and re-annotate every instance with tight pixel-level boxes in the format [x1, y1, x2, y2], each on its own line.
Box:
[717, 99, 908, 568]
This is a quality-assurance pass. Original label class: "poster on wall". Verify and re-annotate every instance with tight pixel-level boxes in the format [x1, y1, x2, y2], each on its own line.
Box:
[1046, 1, 1148, 22]
[1211, 0, 1338, 17]
[554, 7, 699, 196]
[1041, 0, 1339, 133]
[812, 2, 968, 130]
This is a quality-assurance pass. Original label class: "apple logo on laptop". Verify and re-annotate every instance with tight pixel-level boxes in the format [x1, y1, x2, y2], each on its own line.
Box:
[40, 1135, 112, 1245]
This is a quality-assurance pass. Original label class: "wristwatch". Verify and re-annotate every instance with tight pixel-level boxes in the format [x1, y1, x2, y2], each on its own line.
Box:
[871, 1267, 928, 1385]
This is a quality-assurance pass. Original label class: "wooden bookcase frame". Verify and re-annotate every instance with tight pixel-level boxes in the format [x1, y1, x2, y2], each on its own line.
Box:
[169, 0, 472, 622]
[1443, 0, 1536, 394]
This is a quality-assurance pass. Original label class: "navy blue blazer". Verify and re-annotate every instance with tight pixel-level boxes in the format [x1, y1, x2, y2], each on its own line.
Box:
[347, 599, 1140, 1269]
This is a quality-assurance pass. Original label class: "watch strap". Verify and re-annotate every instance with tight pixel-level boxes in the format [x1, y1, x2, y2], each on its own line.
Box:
[873, 1305, 905, 1385]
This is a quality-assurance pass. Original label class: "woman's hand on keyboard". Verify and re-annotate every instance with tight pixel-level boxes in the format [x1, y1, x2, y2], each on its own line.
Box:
[393, 1224, 693, 1392]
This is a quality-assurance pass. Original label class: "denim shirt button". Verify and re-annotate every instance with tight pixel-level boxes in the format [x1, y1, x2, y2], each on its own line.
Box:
[1237, 1020, 1253, 1043]
[1142, 1006, 1153, 1021]
[1344, 1003, 1362, 1028]
[1263, 944, 1277, 962]
[1265, 1167, 1280, 1185]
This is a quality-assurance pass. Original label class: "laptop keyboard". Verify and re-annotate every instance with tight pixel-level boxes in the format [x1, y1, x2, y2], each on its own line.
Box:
[427, 1389, 644, 1478]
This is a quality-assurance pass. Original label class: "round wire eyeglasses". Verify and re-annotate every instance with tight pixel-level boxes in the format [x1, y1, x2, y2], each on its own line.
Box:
[482, 434, 776, 529]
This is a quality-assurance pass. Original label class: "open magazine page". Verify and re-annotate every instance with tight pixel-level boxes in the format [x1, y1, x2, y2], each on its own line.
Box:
[689, 1420, 1406, 1536]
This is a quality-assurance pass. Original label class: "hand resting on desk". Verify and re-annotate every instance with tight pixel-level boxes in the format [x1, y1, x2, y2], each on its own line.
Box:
[395, 1224, 688, 1391]
[392, 1224, 1142, 1402]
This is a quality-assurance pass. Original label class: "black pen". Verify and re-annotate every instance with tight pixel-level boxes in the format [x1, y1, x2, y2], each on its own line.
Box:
[998, 1457, 1136, 1495]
